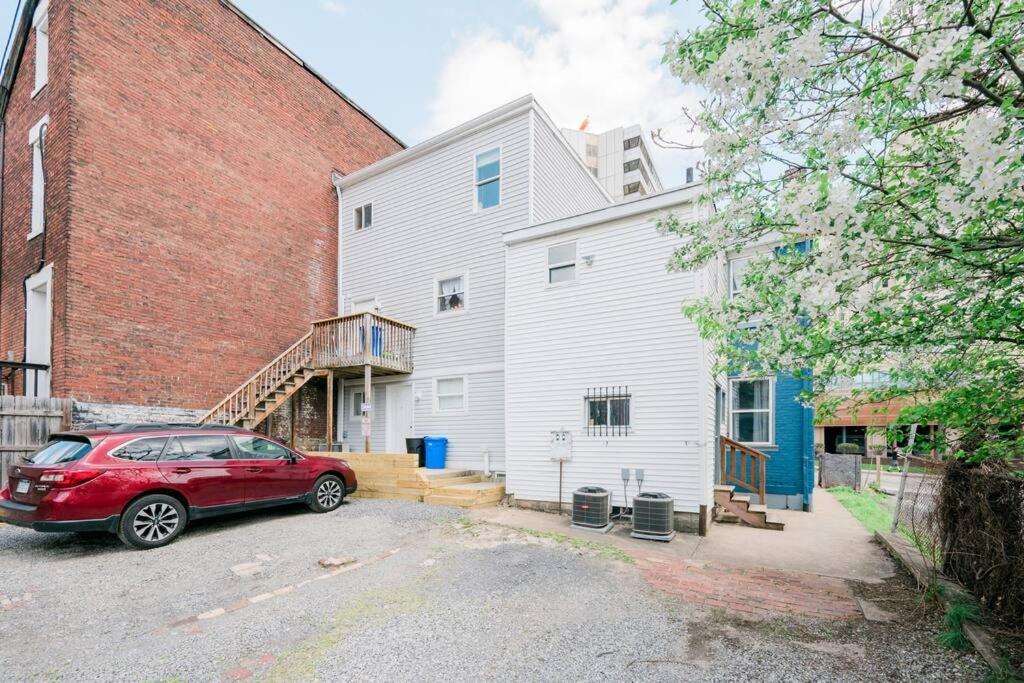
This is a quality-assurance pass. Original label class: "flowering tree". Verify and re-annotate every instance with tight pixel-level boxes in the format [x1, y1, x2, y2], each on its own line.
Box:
[662, 0, 1023, 459]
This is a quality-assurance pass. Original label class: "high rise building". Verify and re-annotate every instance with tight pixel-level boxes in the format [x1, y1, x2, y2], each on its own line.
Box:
[561, 124, 663, 201]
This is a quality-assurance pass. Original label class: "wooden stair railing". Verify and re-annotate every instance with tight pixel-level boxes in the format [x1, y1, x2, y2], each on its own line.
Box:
[718, 436, 770, 505]
[200, 312, 416, 428]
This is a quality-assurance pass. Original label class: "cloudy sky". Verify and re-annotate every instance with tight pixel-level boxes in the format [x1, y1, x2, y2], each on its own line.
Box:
[0, 0, 706, 185]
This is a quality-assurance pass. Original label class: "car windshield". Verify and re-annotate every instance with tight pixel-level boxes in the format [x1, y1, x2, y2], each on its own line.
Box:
[25, 439, 92, 465]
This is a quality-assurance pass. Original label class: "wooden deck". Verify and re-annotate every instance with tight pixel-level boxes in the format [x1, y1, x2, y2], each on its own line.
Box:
[314, 452, 506, 509]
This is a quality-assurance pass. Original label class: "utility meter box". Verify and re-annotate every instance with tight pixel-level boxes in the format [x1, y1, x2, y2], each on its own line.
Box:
[550, 430, 572, 461]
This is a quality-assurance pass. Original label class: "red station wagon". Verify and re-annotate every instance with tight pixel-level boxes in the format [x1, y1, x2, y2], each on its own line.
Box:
[0, 424, 357, 549]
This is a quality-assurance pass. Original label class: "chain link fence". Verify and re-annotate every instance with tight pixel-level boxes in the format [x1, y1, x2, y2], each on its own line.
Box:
[889, 455, 945, 568]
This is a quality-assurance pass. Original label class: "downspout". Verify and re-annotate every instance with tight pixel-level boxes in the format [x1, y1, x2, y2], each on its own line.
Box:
[333, 175, 344, 444]
[694, 201, 710, 528]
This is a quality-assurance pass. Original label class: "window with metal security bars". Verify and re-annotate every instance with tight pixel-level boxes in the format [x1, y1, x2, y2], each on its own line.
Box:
[584, 387, 631, 436]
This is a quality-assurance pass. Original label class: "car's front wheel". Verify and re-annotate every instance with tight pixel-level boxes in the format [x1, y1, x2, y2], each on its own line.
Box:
[119, 494, 187, 550]
[308, 474, 345, 513]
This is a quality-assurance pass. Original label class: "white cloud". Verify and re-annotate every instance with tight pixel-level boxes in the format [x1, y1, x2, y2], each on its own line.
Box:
[321, 1, 346, 14]
[426, 0, 703, 185]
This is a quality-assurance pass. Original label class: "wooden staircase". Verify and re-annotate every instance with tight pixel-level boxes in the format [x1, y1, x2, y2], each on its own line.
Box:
[714, 484, 785, 531]
[199, 312, 415, 429]
[714, 436, 784, 530]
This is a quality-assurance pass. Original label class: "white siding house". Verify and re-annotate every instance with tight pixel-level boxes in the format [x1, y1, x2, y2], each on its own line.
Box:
[503, 186, 717, 527]
[331, 95, 611, 470]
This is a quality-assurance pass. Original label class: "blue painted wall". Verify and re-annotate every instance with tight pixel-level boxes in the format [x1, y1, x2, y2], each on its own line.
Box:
[758, 373, 815, 509]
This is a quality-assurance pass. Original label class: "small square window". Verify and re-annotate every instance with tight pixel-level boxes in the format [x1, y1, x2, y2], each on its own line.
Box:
[435, 377, 466, 412]
[436, 274, 466, 313]
[354, 203, 372, 230]
[548, 242, 576, 284]
[584, 387, 631, 436]
[475, 148, 500, 210]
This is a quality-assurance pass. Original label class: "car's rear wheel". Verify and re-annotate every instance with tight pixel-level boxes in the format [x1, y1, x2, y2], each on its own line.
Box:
[119, 494, 186, 550]
[308, 474, 345, 513]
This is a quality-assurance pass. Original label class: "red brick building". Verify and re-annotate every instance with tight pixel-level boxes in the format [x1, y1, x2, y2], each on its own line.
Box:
[0, 0, 402, 433]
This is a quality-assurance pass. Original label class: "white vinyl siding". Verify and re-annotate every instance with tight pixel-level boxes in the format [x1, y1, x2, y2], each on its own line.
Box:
[339, 111, 534, 468]
[28, 116, 48, 239]
[529, 110, 610, 222]
[505, 196, 714, 513]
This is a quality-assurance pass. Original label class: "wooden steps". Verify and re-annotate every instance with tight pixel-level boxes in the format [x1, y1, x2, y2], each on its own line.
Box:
[312, 452, 503, 508]
[713, 484, 785, 531]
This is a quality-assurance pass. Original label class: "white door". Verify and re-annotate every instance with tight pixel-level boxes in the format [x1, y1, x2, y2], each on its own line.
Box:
[24, 267, 52, 398]
[385, 383, 415, 453]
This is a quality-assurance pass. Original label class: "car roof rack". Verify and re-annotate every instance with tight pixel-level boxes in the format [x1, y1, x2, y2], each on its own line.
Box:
[78, 422, 245, 433]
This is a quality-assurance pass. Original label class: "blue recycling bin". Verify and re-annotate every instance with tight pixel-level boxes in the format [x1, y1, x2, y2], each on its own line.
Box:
[424, 436, 448, 469]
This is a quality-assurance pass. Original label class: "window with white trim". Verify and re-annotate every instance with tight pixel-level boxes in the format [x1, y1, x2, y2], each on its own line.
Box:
[434, 377, 466, 412]
[435, 274, 465, 313]
[547, 242, 576, 284]
[354, 203, 372, 230]
[728, 256, 750, 298]
[28, 116, 48, 239]
[474, 148, 500, 210]
[584, 386, 631, 436]
[352, 391, 364, 417]
[33, 1, 48, 95]
[730, 378, 773, 444]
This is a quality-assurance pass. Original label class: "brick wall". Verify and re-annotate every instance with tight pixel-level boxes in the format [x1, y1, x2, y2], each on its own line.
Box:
[1, 0, 402, 412]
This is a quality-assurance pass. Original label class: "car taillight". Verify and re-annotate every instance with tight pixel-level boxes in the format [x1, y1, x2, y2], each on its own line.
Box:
[38, 469, 105, 488]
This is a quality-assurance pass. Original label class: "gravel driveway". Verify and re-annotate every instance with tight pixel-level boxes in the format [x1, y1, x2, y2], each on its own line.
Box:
[0, 499, 986, 681]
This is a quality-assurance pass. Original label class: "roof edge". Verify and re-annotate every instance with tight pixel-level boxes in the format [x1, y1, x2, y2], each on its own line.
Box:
[219, 0, 404, 148]
[334, 94, 536, 189]
[503, 183, 703, 245]
[529, 99, 613, 204]
[0, 0, 42, 122]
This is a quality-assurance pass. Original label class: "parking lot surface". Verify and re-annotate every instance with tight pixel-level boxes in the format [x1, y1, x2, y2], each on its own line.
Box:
[0, 499, 986, 681]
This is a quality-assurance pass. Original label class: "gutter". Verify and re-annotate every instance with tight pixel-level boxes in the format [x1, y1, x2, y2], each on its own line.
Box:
[333, 177, 344, 315]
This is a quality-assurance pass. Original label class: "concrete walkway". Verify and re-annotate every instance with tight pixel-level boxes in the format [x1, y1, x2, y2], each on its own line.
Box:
[472, 486, 895, 583]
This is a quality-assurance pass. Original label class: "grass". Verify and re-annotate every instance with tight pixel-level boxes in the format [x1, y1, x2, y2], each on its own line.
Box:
[828, 486, 894, 535]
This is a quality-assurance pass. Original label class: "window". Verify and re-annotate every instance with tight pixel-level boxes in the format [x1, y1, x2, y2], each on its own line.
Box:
[352, 391, 365, 417]
[232, 435, 290, 460]
[584, 387, 631, 436]
[33, 1, 48, 95]
[474, 148, 500, 210]
[730, 378, 773, 444]
[111, 437, 167, 462]
[354, 203, 372, 230]
[729, 256, 751, 298]
[351, 296, 378, 313]
[623, 159, 640, 173]
[161, 435, 233, 461]
[623, 136, 640, 150]
[26, 439, 91, 465]
[435, 376, 466, 412]
[547, 242, 576, 284]
[436, 274, 466, 313]
[623, 182, 641, 195]
[28, 116, 48, 239]
[585, 143, 598, 157]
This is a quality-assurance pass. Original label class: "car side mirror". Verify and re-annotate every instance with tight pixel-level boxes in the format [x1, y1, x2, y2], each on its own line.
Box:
[287, 452, 298, 464]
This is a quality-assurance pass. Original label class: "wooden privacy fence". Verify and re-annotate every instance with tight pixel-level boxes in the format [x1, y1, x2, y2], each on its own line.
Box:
[0, 396, 72, 488]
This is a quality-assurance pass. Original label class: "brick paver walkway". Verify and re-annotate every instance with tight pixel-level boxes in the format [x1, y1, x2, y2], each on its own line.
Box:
[635, 552, 862, 621]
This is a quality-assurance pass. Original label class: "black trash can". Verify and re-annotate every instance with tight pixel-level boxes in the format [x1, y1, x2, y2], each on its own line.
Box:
[406, 437, 426, 468]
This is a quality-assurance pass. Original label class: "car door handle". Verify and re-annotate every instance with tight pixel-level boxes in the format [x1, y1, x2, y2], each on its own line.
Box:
[172, 467, 192, 474]
[246, 467, 262, 473]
